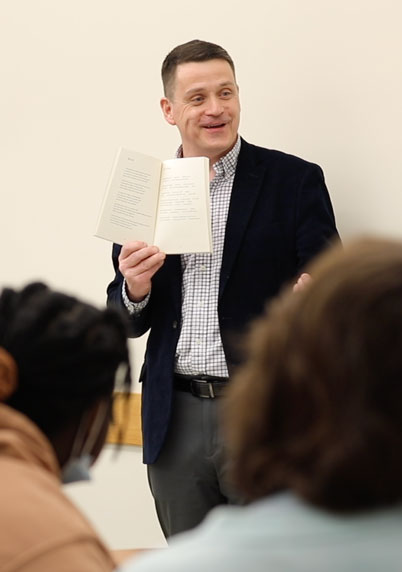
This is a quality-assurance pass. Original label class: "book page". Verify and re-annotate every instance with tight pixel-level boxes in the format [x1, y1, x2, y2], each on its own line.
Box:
[154, 157, 212, 254]
[95, 148, 162, 245]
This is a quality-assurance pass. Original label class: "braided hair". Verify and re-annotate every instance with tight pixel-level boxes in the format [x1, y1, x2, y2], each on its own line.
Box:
[0, 282, 130, 438]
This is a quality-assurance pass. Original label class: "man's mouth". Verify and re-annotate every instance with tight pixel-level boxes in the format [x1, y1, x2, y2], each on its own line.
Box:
[203, 123, 226, 129]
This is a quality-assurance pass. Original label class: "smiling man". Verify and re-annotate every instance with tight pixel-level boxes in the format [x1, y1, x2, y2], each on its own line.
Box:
[107, 39, 339, 538]
[160, 57, 240, 177]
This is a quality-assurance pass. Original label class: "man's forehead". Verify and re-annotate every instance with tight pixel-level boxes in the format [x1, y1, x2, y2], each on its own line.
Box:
[174, 59, 236, 86]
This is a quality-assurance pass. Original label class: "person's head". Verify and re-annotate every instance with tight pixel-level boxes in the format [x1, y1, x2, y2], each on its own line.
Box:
[160, 39, 240, 164]
[0, 282, 130, 476]
[225, 237, 402, 512]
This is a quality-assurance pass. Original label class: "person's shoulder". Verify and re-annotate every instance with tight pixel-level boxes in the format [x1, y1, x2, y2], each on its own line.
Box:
[239, 138, 322, 172]
[0, 459, 114, 571]
[118, 502, 271, 572]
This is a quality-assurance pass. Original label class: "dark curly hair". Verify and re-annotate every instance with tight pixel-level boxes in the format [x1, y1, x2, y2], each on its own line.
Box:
[225, 237, 402, 512]
[0, 282, 130, 439]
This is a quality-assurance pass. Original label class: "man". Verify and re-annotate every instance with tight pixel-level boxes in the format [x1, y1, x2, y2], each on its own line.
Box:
[107, 39, 339, 537]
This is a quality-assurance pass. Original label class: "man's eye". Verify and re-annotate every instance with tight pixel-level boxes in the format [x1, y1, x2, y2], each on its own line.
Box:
[191, 96, 204, 104]
[221, 90, 232, 98]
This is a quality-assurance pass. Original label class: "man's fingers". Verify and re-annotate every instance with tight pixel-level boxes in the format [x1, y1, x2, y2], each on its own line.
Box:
[124, 252, 166, 279]
[119, 243, 165, 274]
[119, 241, 148, 259]
[293, 272, 312, 293]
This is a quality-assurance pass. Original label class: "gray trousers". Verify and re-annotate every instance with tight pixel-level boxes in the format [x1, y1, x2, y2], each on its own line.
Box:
[147, 389, 241, 538]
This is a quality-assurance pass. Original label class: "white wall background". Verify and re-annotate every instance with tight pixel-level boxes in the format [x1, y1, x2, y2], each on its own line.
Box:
[1, 0, 402, 550]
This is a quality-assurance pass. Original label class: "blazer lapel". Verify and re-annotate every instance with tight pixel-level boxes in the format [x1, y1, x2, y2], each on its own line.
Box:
[164, 254, 182, 315]
[219, 140, 267, 299]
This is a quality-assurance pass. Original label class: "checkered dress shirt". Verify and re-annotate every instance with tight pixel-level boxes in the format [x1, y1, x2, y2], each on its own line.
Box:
[175, 137, 241, 376]
[122, 137, 241, 377]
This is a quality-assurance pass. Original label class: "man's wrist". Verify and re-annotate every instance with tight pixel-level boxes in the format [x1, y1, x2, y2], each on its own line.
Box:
[122, 280, 150, 315]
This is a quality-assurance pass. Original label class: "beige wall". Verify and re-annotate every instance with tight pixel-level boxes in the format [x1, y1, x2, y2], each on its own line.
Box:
[2, 0, 402, 548]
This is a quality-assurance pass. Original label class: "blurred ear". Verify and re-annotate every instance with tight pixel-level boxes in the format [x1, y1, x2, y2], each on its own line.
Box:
[0, 348, 18, 401]
[160, 97, 176, 126]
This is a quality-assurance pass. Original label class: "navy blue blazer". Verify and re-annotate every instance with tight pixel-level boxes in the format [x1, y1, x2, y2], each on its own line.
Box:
[107, 139, 339, 463]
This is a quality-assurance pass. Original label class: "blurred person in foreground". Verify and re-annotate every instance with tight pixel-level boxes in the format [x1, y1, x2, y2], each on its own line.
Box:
[119, 237, 402, 572]
[0, 282, 131, 571]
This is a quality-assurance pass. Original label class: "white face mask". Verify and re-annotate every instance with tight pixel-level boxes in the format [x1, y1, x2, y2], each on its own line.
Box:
[61, 453, 92, 484]
[61, 401, 109, 485]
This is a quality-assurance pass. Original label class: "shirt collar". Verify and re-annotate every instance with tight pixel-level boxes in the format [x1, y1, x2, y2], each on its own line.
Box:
[175, 135, 241, 178]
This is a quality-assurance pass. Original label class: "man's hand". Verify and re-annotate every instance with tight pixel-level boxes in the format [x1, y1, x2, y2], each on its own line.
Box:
[119, 241, 166, 302]
[293, 272, 312, 293]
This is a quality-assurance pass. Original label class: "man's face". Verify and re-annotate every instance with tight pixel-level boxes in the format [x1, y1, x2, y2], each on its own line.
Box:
[161, 59, 240, 163]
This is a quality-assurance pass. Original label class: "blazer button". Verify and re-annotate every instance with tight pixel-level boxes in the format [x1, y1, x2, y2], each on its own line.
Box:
[172, 321, 178, 329]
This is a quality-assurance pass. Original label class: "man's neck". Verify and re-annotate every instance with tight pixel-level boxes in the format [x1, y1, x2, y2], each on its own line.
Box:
[179, 136, 240, 181]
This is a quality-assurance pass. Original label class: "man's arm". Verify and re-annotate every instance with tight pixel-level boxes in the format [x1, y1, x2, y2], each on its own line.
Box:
[295, 163, 340, 270]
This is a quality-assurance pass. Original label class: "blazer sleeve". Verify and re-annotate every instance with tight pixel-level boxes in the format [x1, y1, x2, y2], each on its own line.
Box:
[295, 163, 339, 270]
[106, 243, 152, 338]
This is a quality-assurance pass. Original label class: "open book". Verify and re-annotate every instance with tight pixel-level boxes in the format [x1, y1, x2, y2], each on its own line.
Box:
[95, 147, 212, 254]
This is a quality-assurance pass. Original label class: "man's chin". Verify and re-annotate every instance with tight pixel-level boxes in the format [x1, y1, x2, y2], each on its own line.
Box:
[200, 135, 236, 157]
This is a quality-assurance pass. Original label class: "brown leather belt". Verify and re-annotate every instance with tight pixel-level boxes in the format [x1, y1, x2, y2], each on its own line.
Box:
[174, 373, 229, 399]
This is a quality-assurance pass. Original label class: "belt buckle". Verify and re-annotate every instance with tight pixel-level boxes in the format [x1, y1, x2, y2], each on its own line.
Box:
[191, 378, 215, 399]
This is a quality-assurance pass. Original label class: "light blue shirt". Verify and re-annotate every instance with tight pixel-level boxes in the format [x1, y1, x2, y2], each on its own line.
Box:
[119, 492, 402, 572]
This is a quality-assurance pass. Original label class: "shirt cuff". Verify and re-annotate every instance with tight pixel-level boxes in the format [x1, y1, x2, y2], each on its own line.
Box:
[122, 280, 150, 315]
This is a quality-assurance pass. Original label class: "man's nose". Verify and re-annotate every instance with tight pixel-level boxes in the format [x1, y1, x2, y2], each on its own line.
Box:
[205, 96, 224, 115]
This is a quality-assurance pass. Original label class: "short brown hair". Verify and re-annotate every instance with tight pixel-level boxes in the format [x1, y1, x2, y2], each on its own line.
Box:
[161, 39, 236, 99]
[225, 237, 402, 512]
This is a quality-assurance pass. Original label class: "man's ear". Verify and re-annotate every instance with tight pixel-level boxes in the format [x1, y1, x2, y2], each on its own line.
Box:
[160, 97, 176, 126]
